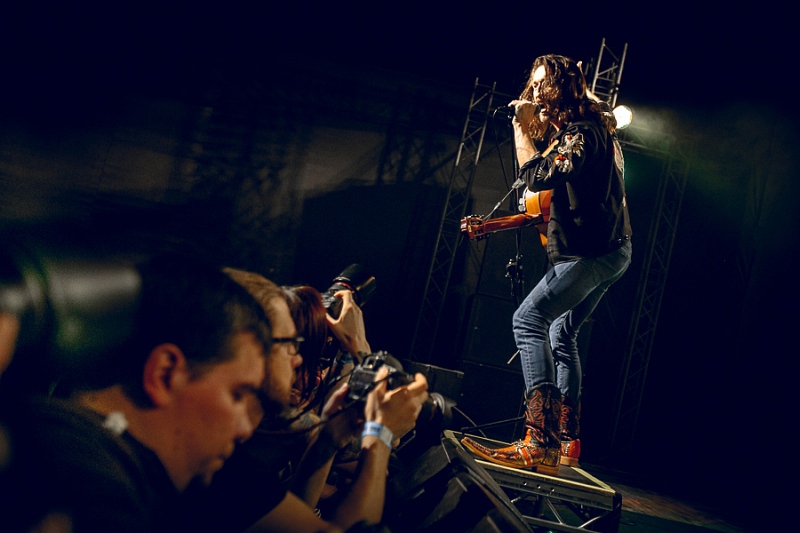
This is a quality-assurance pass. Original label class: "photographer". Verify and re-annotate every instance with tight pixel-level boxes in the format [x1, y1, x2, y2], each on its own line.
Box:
[278, 284, 371, 509]
[181, 268, 429, 533]
[1, 254, 273, 533]
[285, 283, 372, 413]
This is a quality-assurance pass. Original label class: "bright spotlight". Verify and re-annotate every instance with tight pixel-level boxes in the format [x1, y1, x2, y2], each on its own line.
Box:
[613, 105, 633, 130]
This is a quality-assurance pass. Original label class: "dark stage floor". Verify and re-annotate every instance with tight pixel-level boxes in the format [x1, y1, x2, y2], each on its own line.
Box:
[581, 465, 751, 533]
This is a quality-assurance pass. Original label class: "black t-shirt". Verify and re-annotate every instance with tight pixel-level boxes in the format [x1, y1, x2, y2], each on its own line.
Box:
[177, 426, 293, 533]
[0, 395, 179, 533]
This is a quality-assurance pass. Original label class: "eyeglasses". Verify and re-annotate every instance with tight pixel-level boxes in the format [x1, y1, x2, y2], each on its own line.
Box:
[271, 336, 304, 355]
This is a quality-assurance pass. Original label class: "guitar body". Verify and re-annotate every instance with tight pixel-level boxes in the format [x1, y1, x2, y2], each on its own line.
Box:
[461, 188, 551, 247]
[524, 189, 550, 247]
[524, 189, 551, 221]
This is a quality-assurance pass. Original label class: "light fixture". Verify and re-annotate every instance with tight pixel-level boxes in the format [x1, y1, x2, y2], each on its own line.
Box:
[612, 105, 633, 130]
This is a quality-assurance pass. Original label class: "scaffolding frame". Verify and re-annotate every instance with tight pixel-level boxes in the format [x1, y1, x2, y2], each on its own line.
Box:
[586, 39, 692, 455]
[609, 131, 689, 455]
[589, 38, 628, 108]
[408, 79, 503, 363]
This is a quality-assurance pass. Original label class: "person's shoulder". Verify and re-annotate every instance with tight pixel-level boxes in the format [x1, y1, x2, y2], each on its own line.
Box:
[564, 119, 608, 148]
[13, 395, 144, 479]
[566, 118, 604, 134]
[9, 394, 101, 438]
[4, 396, 158, 531]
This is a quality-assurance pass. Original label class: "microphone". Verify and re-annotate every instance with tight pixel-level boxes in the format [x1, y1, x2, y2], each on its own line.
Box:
[495, 103, 540, 117]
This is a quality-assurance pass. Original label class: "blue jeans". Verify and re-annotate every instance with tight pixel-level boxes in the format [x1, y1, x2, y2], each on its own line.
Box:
[512, 241, 632, 403]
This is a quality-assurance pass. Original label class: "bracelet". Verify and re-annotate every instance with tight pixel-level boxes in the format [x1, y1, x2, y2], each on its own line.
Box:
[361, 421, 393, 450]
[338, 353, 354, 365]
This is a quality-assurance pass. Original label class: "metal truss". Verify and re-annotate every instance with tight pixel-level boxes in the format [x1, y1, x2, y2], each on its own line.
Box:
[181, 82, 307, 275]
[588, 38, 628, 108]
[502, 471, 622, 533]
[583, 39, 692, 457]
[374, 97, 447, 186]
[610, 125, 690, 455]
[409, 78, 505, 363]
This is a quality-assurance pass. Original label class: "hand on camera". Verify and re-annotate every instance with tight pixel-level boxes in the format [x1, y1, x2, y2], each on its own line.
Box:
[320, 383, 362, 450]
[364, 366, 429, 443]
[326, 290, 371, 357]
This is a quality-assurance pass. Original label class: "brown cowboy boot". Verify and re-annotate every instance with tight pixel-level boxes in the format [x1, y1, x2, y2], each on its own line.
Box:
[559, 396, 581, 467]
[461, 384, 562, 475]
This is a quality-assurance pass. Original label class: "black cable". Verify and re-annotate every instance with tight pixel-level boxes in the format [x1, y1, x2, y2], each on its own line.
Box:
[491, 108, 514, 193]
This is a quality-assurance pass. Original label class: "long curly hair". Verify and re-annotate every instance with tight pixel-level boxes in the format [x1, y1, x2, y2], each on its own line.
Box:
[519, 54, 616, 140]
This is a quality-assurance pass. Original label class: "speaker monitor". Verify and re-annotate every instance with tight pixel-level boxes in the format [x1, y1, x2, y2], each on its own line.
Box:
[402, 361, 464, 401]
[462, 294, 520, 368]
[456, 361, 525, 443]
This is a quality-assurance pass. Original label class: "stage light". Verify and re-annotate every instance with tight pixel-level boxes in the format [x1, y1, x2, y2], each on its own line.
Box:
[613, 105, 633, 130]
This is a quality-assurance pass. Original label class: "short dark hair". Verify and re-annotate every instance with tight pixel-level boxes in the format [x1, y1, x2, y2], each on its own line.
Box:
[111, 255, 272, 398]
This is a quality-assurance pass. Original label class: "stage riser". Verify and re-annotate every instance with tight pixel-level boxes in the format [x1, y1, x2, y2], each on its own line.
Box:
[385, 438, 531, 533]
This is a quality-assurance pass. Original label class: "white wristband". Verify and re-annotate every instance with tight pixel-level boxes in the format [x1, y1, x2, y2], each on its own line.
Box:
[362, 421, 394, 450]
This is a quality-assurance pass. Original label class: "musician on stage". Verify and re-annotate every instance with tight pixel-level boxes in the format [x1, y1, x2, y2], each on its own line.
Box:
[462, 54, 632, 473]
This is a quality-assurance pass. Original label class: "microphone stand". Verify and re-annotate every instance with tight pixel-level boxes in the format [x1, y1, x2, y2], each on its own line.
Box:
[505, 115, 525, 307]
[503, 111, 528, 370]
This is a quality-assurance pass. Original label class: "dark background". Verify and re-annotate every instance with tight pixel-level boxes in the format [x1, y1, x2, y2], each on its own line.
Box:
[2, 3, 796, 530]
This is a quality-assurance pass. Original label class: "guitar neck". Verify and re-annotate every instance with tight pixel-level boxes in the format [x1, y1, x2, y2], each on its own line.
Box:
[481, 214, 536, 234]
[461, 194, 549, 245]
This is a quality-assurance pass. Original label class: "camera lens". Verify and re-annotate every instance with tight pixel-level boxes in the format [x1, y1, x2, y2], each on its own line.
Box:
[321, 264, 376, 319]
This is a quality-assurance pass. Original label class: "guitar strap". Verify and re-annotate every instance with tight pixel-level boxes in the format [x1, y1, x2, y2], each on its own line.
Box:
[540, 139, 560, 158]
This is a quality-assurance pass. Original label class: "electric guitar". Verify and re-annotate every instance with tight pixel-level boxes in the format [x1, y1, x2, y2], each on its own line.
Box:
[460, 188, 551, 247]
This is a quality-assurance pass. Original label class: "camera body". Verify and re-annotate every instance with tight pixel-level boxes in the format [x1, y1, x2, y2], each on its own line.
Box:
[347, 351, 414, 403]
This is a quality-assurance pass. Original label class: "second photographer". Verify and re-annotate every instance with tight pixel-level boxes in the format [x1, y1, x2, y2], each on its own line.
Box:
[178, 267, 429, 533]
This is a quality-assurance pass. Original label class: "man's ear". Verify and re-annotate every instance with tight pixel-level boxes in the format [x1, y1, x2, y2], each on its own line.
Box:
[0, 313, 20, 375]
[142, 343, 189, 407]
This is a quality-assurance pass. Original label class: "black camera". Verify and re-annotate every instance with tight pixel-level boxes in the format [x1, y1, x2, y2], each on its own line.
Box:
[345, 351, 461, 462]
[320, 264, 376, 319]
[346, 351, 414, 403]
